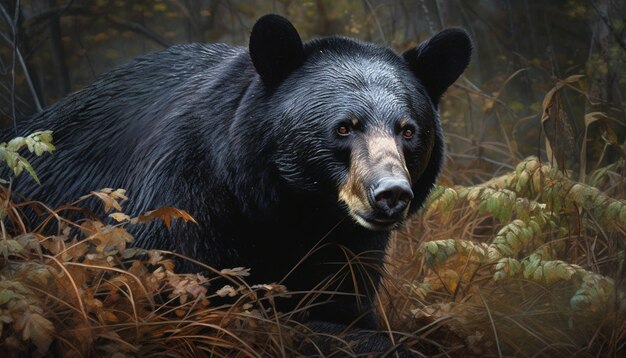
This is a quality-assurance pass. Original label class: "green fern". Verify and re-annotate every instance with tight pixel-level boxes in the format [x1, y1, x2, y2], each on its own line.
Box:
[413, 157, 624, 330]
[0, 131, 55, 184]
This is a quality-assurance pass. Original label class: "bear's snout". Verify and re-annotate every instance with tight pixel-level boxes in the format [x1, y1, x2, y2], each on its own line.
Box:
[370, 177, 413, 219]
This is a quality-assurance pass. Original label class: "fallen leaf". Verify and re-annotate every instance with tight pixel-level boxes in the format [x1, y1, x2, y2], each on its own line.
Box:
[21, 311, 54, 354]
[131, 207, 197, 228]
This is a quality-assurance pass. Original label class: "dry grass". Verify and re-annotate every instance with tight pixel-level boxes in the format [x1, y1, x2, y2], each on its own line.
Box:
[0, 157, 624, 357]
[382, 157, 625, 357]
[0, 187, 416, 357]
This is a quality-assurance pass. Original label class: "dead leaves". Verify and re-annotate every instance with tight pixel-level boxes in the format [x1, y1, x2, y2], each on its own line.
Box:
[0, 185, 304, 357]
[82, 221, 134, 254]
[541, 76, 579, 171]
[0, 281, 55, 355]
[84, 188, 127, 213]
[131, 207, 197, 228]
[167, 271, 209, 305]
[17, 308, 54, 355]
[0, 187, 210, 356]
[88, 187, 197, 228]
[220, 267, 251, 277]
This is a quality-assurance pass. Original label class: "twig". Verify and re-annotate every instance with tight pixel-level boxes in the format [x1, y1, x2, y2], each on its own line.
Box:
[26, 4, 172, 48]
[0, 1, 43, 120]
[477, 287, 503, 358]
[419, 0, 436, 34]
[10, 2, 18, 134]
[363, 0, 386, 44]
[105, 15, 171, 48]
[588, 0, 626, 52]
[0, 31, 43, 114]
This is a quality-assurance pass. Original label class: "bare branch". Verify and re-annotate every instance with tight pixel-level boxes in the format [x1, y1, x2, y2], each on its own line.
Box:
[105, 16, 172, 48]
[26, 4, 172, 48]
[1, 0, 42, 134]
[363, 0, 387, 44]
[0, 24, 43, 113]
[589, 0, 626, 52]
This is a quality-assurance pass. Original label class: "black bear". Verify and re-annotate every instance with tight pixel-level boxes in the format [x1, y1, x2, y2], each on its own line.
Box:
[3, 14, 471, 334]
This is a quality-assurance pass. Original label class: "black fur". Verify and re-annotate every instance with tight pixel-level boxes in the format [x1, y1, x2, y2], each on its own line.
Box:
[403, 28, 472, 105]
[249, 14, 305, 87]
[2, 15, 471, 333]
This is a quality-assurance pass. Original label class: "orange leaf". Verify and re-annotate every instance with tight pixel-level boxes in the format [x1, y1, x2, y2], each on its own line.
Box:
[93, 225, 134, 253]
[109, 212, 130, 222]
[41, 235, 65, 256]
[100, 311, 119, 323]
[131, 207, 197, 228]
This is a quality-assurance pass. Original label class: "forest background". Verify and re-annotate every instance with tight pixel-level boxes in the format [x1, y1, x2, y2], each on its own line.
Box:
[0, 0, 624, 357]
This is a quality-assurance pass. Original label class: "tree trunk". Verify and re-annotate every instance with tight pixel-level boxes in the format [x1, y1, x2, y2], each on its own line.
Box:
[47, 0, 71, 99]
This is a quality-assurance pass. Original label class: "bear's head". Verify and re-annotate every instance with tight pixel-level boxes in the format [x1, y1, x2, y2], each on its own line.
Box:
[248, 14, 471, 231]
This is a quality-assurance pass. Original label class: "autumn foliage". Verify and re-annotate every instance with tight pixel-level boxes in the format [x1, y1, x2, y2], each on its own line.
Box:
[0, 187, 283, 356]
[0, 134, 624, 357]
[383, 157, 625, 356]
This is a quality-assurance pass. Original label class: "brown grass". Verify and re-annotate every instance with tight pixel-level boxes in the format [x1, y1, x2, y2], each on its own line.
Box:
[381, 157, 625, 357]
[1, 157, 624, 357]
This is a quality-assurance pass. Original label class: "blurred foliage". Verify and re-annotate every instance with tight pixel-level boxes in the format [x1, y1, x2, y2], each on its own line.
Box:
[0, 0, 624, 179]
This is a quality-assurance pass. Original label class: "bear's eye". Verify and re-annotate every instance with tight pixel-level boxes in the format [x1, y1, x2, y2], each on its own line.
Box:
[336, 125, 351, 137]
[402, 127, 415, 139]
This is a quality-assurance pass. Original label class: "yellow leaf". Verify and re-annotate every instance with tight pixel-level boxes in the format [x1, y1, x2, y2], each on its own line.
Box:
[440, 269, 459, 293]
[482, 98, 495, 112]
[91, 191, 122, 213]
[110, 188, 128, 200]
[216, 285, 237, 297]
[93, 226, 133, 253]
[109, 212, 130, 222]
[220, 267, 251, 277]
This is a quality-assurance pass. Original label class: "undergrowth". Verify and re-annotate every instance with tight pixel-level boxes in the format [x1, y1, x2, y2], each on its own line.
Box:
[384, 157, 625, 357]
[1, 131, 624, 357]
[0, 131, 434, 357]
[0, 133, 352, 357]
[0, 185, 309, 357]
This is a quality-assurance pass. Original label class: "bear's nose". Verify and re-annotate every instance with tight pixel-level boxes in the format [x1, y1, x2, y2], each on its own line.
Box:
[372, 178, 413, 217]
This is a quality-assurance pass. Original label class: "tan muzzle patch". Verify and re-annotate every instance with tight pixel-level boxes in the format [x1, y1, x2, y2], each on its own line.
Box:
[338, 134, 410, 230]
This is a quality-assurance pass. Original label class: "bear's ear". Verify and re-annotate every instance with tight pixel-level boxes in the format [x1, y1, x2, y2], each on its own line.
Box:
[249, 14, 304, 87]
[403, 28, 472, 105]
